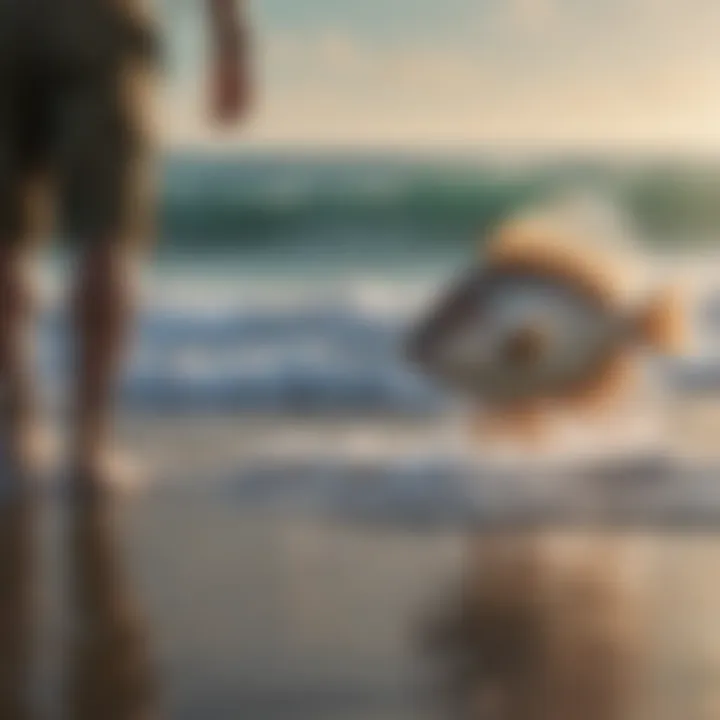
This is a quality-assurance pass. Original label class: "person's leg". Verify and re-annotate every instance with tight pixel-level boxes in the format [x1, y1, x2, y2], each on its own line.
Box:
[71, 242, 141, 487]
[0, 244, 35, 465]
[60, 60, 157, 491]
[0, 156, 50, 484]
[0, 12, 59, 485]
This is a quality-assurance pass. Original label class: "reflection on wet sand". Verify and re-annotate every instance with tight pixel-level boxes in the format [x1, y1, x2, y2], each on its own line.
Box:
[423, 532, 647, 720]
[65, 497, 158, 720]
[0, 494, 36, 720]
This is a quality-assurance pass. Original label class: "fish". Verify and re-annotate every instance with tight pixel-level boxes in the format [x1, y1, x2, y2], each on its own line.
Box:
[407, 204, 686, 439]
[411, 204, 693, 720]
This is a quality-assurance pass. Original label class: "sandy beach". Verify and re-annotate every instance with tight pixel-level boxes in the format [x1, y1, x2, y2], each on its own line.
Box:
[6, 404, 718, 719]
[20, 414, 466, 720]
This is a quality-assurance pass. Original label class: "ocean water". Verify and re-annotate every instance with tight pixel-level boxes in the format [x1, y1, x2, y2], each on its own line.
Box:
[157, 152, 720, 256]
[35, 152, 720, 418]
[31, 153, 720, 419]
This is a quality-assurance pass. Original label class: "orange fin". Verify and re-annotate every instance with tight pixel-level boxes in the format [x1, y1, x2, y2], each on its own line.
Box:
[485, 220, 628, 305]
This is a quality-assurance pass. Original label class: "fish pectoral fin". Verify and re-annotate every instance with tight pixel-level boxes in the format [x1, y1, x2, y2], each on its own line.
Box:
[634, 287, 686, 354]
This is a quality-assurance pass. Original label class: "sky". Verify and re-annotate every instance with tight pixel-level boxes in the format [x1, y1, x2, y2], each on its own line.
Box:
[159, 0, 720, 151]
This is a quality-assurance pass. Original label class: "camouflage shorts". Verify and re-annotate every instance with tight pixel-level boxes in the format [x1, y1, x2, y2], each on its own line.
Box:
[0, 1, 160, 247]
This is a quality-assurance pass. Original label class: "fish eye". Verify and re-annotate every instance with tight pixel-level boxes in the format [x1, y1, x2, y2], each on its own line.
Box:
[498, 325, 548, 367]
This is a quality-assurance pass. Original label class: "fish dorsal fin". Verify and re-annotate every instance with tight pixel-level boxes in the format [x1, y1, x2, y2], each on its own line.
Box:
[485, 219, 627, 306]
[482, 196, 666, 308]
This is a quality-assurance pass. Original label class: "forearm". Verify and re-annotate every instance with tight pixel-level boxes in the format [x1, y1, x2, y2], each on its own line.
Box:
[206, 0, 252, 122]
[208, 0, 245, 50]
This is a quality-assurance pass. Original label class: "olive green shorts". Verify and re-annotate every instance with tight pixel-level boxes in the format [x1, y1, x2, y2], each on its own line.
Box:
[0, 2, 159, 247]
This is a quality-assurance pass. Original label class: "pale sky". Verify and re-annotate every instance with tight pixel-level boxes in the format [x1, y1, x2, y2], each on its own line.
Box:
[158, 0, 720, 151]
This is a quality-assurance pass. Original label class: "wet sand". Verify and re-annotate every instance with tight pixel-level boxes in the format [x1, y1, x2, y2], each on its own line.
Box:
[119, 499, 462, 720]
[13, 408, 720, 719]
[22, 415, 466, 720]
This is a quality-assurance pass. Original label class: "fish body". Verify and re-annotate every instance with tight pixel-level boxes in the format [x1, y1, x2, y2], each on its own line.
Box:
[411, 268, 633, 405]
[407, 206, 685, 437]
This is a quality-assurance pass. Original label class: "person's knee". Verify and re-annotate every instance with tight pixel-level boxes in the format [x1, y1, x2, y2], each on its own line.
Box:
[0, 246, 36, 322]
[73, 243, 138, 324]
